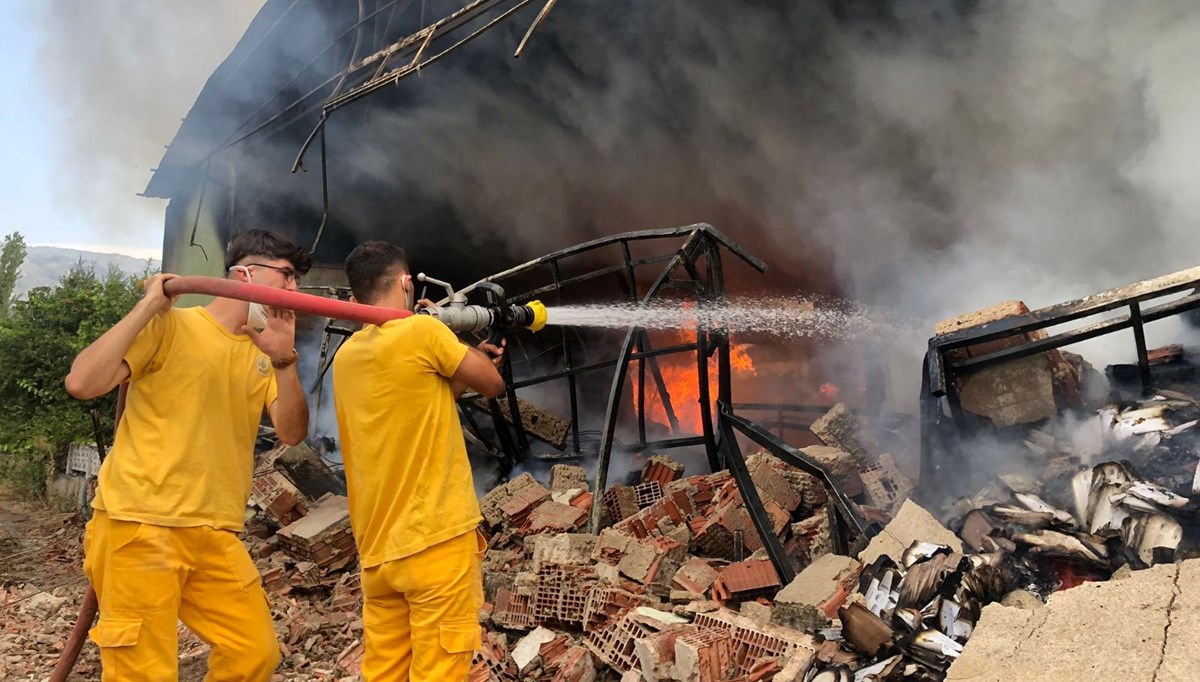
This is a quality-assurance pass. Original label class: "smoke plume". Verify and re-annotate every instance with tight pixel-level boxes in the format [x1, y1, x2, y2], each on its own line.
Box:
[33, 1, 1200, 416]
[32, 1, 262, 249]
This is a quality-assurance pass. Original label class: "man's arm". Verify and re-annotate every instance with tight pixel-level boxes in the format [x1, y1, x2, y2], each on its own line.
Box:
[65, 274, 177, 400]
[248, 307, 309, 445]
[268, 363, 308, 445]
[451, 341, 505, 399]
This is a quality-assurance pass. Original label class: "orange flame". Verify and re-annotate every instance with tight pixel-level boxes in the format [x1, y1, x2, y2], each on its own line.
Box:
[632, 329, 757, 434]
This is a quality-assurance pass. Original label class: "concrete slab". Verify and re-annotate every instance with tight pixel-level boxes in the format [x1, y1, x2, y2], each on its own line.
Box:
[1156, 559, 1198, 682]
[857, 499, 962, 565]
[947, 561, 1200, 682]
[776, 554, 862, 607]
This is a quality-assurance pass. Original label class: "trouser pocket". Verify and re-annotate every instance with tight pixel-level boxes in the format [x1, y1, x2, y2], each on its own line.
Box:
[89, 616, 142, 649]
[438, 619, 481, 654]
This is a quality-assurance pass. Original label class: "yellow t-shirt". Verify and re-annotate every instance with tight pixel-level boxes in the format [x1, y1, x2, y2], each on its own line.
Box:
[332, 314, 478, 568]
[92, 307, 279, 531]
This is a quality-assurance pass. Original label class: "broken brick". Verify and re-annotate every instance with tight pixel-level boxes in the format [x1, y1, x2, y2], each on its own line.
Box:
[710, 559, 781, 602]
[528, 501, 589, 534]
[634, 480, 665, 509]
[480, 473, 551, 528]
[583, 610, 656, 673]
[534, 533, 598, 569]
[858, 454, 914, 514]
[535, 564, 596, 626]
[603, 485, 641, 523]
[674, 626, 735, 682]
[617, 535, 686, 585]
[810, 403, 880, 467]
[798, 445, 864, 498]
[642, 455, 685, 486]
[550, 464, 590, 493]
[776, 553, 863, 619]
[275, 494, 355, 571]
[689, 609, 818, 678]
[935, 301, 1075, 427]
[672, 557, 720, 595]
[633, 626, 687, 681]
[746, 453, 803, 513]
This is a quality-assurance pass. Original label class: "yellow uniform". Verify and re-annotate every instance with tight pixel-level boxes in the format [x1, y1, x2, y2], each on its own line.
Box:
[333, 315, 484, 682]
[84, 306, 280, 681]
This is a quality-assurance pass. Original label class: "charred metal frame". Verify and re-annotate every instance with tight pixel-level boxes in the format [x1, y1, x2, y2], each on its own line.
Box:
[920, 264, 1200, 492]
[450, 223, 761, 474]
[450, 224, 872, 583]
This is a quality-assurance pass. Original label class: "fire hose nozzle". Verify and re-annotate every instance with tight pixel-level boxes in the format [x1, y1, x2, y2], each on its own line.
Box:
[524, 300, 548, 332]
[418, 299, 547, 336]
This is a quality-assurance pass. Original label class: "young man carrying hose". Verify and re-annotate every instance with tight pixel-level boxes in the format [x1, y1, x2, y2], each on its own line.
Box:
[64, 230, 311, 681]
[333, 241, 505, 682]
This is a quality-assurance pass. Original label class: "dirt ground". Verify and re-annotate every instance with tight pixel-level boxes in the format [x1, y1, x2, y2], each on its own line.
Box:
[0, 486, 210, 682]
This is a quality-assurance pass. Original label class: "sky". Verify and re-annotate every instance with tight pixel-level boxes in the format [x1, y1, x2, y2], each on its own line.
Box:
[0, 2, 261, 260]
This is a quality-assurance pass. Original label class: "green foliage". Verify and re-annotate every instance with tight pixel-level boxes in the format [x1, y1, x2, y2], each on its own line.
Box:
[0, 231, 27, 317]
[0, 261, 150, 496]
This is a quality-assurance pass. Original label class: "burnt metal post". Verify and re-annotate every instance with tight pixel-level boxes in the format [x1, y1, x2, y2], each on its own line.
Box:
[717, 402, 796, 585]
[720, 406, 871, 548]
[589, 231, 708, 533]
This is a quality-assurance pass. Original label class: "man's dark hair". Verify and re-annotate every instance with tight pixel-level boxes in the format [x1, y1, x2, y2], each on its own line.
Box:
[224, 230, 313, 275]
[345, 241, 408, 305]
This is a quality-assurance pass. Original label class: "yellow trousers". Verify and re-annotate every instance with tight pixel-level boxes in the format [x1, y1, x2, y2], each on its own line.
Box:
[360, 529, 485, 682]
[82, 511, 279, 682]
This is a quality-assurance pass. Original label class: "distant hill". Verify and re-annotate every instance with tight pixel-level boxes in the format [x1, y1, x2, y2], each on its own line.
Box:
[15, 247, 162, 298]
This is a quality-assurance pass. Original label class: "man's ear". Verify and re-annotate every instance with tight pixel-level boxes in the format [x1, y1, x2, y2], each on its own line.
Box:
[400, 273, 412, 292]
[349, 295, 358, 305]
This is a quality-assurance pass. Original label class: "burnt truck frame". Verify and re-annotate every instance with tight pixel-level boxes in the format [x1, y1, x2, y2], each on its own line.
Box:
[921, 264, 1200, 495]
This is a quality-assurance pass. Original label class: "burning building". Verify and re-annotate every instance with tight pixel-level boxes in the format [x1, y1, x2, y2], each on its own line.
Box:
[78, 1, 1200, 678]
[142, 0, 909, 483]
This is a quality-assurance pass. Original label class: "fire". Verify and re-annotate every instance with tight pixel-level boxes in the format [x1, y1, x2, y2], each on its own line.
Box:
[819, 382, 840, 401]
[632, 328, 757, 434]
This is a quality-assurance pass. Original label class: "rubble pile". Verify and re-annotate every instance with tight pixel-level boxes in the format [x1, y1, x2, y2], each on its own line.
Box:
[470, 369, 1200, 681]
[0, 515, 97, 681]
[467, 409, 928, 682]
[932, 389, 1200, 592]
[0, 444, 365, 681]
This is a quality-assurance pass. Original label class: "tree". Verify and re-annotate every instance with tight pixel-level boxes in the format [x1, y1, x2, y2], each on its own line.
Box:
[0, 261, 149, 495]
[0, 231, 26, 318]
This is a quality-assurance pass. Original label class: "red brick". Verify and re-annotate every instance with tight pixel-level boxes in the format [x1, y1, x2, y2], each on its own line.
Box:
[493, 587, 537, 630]
[528, 501, 589, 534]
[642, 455, 685, 486]
[582, 610, 655, 673]
[534, 564, 596, 625]
[551, 645, 596, 682]
[634, 480, 665, 508]
[675, 627, 734, 682]
[480, 473, 551, 527]
[603, 485, 641, 523]
[672, 557, 720, 595]
[710, 559, 781, 602]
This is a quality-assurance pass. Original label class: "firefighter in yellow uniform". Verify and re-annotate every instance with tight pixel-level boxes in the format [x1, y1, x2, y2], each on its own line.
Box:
[332, 241, 505, 682]
[65, 231, 312, 681]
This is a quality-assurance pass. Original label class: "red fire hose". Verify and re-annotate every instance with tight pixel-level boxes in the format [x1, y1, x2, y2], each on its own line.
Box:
[161, 276, 414, 325]
[50, 385, 125, 682]
[51, 277, 411, 680]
